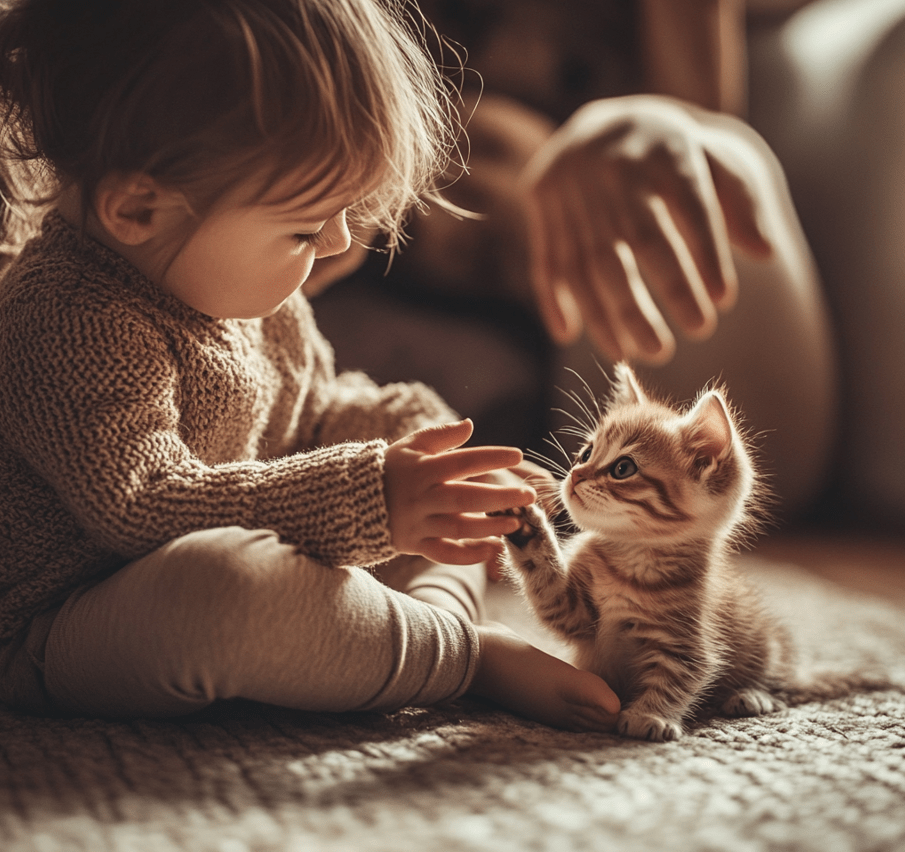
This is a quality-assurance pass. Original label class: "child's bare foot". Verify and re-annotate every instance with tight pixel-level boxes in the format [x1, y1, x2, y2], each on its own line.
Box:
[469, 624, 620, 732]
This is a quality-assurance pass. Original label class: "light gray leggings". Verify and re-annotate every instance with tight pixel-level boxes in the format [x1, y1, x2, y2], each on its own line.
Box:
[2, 528, 483, 718]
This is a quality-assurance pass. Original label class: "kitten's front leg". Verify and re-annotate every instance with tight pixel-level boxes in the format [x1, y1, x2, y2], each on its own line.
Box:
[496, 505, 599, 642]
[616, 638, 719, 742]
[617, 708, 684, 743]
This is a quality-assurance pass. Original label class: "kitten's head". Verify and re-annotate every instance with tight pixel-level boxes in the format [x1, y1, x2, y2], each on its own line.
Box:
[561, 364, 756, 546]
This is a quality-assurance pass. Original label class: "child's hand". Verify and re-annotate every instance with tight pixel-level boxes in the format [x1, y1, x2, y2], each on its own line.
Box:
[506, 459, 559, 515]
[384, 419, 536, 565]
[470, 623, 620, 732]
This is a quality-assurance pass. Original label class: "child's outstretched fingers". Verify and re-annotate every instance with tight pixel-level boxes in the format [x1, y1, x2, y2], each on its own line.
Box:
[429, 479, 536, 516]
[384, 421, 536, 562]
[399, 418, 476, 454]
[424, 443, 525, 482]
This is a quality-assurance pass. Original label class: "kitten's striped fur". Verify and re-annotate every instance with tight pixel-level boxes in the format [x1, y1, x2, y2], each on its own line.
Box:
[500, 363, 792, 741]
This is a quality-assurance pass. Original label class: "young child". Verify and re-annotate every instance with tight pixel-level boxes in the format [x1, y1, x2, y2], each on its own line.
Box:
[0, 0, 619, 730]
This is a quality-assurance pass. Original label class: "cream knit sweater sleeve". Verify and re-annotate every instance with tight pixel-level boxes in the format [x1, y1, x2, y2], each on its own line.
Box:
[312, 370, 459, 448]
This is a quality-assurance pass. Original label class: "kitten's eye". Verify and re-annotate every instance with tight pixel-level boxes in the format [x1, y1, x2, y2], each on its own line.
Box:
[609, 456, 638, 480]
[577, 445, 593, 464]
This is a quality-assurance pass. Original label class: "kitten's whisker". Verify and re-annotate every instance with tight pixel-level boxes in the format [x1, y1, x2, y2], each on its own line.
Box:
[563, 367, 602, 418]
[533, 483, 562, 502]
[525, 448, 569, 477]
[544, 433, 572, 466]
[524, 447, 558, 467]
[552, 405, 593, 433]
[557, 425, 590, 439]
[561, 390, 598, 431]
[553, 382, 598, 431]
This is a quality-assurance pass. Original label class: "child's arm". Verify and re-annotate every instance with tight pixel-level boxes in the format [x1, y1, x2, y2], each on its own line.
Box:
[309, 368, 459, 448]
[0, 300, 388, 568]
[0, 277, 523, 571]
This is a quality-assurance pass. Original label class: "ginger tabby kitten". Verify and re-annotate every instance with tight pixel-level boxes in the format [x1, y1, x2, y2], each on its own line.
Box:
[499, 363, 792, 741]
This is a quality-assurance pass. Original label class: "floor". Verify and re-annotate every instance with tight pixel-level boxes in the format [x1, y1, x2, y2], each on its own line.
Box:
[756, 529, 905, 606]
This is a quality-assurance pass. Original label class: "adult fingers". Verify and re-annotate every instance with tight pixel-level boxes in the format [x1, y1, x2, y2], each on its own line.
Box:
[538, 183, 627, 362]
[651, 152, 736, 323]
[706, 150, 773, 259]
[581, 182, 676, 362]
[623, 192, 717, 342]
[525, 190, 585, 345]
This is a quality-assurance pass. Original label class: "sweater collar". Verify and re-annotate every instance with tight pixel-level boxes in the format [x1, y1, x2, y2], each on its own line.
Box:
[41, 211, 224, 327]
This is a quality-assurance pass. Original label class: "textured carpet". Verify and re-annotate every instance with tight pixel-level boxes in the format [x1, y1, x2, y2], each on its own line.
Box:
[1, 555, 904, 852]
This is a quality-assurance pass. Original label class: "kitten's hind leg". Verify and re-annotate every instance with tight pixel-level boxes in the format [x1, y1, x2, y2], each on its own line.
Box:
[721, 687, 786, 717]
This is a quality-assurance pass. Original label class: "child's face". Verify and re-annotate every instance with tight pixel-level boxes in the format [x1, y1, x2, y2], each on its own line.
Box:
[161, 175, 354, 319]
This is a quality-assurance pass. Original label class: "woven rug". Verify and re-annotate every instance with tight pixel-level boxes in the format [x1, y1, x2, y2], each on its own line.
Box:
[2, 555, 904, 852]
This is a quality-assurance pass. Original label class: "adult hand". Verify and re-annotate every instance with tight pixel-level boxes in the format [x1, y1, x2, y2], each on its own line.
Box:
[521, 95, 772, 364]
[384, 419, 536, 565]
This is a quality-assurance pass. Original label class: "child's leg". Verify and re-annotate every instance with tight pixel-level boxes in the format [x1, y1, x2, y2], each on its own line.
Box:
[39, 527, 617, 730]
[377, 556, 486, 623]
[373, 558, 619, 731]
[41, 527, 480, 718]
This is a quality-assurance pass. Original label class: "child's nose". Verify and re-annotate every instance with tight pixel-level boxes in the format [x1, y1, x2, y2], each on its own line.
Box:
[314, 210, 352, 259]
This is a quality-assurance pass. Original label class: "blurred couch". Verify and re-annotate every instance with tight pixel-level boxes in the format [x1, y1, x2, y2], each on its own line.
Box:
[749, 0, 905, 526]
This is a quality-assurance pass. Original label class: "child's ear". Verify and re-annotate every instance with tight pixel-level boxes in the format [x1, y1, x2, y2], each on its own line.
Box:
[93, 173, 189, 246]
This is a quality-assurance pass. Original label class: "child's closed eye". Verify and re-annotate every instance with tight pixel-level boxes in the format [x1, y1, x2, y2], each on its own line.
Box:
[293, 229, 326, 248]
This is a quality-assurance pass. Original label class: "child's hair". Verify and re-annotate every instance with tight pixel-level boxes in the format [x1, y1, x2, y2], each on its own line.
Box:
[0, 0, 462, 258]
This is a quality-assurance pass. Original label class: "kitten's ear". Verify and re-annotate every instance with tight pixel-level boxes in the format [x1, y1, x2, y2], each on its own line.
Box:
[610, 362, 647, 406]
[684, 391, 734, 464]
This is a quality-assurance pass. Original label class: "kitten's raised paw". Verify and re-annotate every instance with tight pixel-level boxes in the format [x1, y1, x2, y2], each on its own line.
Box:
[721, 688, 786, 718]
[491, 504, 543, 549]
[617, 708, 683, 742]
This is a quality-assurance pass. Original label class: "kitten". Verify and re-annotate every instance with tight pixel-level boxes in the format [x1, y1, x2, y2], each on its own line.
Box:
[499, 363, 793, 741]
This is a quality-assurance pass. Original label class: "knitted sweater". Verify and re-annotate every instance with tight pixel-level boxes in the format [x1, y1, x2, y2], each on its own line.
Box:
[0, 213, 456, 643]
